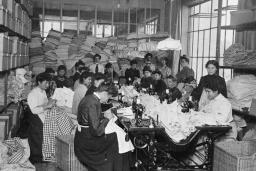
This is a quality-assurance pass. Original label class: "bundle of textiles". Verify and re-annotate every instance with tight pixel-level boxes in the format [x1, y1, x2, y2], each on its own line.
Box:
[138, 94, 230, 142]
[224, 43, 256, 66]
[0, 138, 35, 171]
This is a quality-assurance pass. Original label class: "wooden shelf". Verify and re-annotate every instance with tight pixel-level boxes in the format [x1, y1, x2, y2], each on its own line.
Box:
[221, 21, 256, 31]
[220, 65, 256, 70]
[15, 0, 32, 18]
[0, 25, 30, 42]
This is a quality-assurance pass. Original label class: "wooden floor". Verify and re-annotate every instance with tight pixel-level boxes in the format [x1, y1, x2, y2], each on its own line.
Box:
[34, 163, 62, 171]
[34, 162, 206, 171]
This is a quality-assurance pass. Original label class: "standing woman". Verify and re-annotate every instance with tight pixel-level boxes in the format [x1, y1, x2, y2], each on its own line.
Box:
[74, 84, 130, 171]
[193, 60, 227, 102]
[159, 57, 172, 79]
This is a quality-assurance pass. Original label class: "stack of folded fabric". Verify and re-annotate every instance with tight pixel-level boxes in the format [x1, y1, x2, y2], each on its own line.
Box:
[29, 31, 44, 64]
[59, 32, 73, 45]
[72, 34, 86, 46]
[68, 44, 80, 57]
[55, 45, 69, 59]
[44, 30, 61, 51]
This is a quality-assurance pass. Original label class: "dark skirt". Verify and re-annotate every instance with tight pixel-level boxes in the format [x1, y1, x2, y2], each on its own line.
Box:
[27, 113, 43, 163]
[74, 128, 130, 171]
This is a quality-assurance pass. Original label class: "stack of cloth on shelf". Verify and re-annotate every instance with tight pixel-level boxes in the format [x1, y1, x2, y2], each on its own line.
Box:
[28, 30, 171, 73]
[29, 31, 44, 64]
[224, 43, 256, 66]
[44, 30, 61, 51]
[227, 74, 256, 110]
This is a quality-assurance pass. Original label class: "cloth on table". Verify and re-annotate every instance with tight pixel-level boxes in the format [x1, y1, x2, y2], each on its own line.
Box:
[105, 115, 134, 154]
[42, 107, 74, 162]
[51, 87, 74, 108]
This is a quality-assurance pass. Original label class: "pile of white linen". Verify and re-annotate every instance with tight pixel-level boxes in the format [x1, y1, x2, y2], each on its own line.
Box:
[138, 94, 227, 142]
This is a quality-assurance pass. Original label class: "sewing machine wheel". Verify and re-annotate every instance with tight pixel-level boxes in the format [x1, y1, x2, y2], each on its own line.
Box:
[133, 135, 148, 149]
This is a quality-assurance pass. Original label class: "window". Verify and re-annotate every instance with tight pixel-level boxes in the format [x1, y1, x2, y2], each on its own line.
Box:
[188, 0, 238, 82]
[33, 0, 161, 38]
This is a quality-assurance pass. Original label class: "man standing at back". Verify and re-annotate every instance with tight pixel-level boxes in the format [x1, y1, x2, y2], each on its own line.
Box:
[89, 54, 104, 74]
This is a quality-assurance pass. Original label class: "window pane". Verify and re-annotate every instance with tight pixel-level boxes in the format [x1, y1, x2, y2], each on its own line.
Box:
[199, 18, 210, 30]
[189, 32, 193, 57]
[210, 28, 217, 57]
[204, 30, 210, 57]
[200, 1, 211, 13]
[193, 32, 198, 57]
[198, 31, 204, 57]
[193, 18, 199, 31]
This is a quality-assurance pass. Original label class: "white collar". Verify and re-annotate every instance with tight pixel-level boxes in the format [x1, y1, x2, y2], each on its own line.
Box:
[93, 92, 101, 100]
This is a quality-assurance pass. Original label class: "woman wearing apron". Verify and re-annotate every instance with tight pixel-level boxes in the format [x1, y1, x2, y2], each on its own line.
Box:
[74, 83, 130, 171]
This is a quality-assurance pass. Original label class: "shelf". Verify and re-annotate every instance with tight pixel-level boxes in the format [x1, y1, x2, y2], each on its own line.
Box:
[220, 65, 256, 70]
[14, 0, 32, 18]
[214, 5, 238, 11]
[0, 25, 30, 42]
[190, 13, 219, 18]
[221, 21, 256, 31]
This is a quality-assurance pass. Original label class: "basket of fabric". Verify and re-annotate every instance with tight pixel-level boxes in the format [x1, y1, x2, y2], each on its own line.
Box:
[213, 140, 256, 171]
[56, 135, 87, 171]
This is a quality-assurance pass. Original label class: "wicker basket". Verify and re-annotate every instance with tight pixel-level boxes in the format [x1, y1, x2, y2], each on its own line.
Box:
[56, 135, 88, 171]
[213, 141, 256, 171]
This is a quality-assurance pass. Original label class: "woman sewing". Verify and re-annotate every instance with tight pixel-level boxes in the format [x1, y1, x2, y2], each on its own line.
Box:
[200, 75, 237, 140]
[74, 83, 130, 171]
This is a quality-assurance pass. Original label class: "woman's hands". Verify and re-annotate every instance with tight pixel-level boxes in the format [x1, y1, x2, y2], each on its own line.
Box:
[43, 99, 57, 110]
[104, 109, 114, 120]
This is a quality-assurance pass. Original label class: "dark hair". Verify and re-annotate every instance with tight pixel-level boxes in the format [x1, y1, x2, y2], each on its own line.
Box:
[180, 56, 189, 63]
[94, 73, 106, 81]
[93, 54, 101, 61]
[96, 83, 118, 97]
[45, 67, 55, 74]
[166, 75, 177, 82]
[57, 65, 67, 72]
[204, 75, 221, 93]
[79, 72, 93, 84]
[153, 70, 162, 77]
[75, 60, 85, 69]
[78, 66, 88, 73]
[161, 57, 168, 63]
[105, 62, 112, 69]
[184, 76, 196, 84]
[205, 60, 219, 70]
[144, 53, 153, 60]
[143, 66, 152, 73]
[36, 72, 51, 84]
[130, 59, 137, 65]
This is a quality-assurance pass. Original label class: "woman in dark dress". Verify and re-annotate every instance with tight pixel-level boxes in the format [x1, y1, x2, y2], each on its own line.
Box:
[74, 84, 130, 171]
[192, 60, 227, 101]
[152, 70, 167, 96]
[54, 65, 69, 88]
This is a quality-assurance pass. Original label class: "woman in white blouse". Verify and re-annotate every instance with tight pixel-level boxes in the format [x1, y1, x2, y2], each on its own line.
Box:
[72, 72, 93, 115]
[200, 75, 237, 140]
[27, 73, 56, 123]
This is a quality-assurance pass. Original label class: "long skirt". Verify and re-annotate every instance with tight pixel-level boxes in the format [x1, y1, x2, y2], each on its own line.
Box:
[74, 128, 130, 171]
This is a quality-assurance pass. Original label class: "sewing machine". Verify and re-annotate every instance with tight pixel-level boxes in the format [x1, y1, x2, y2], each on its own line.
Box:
[117, 116, 231, 171]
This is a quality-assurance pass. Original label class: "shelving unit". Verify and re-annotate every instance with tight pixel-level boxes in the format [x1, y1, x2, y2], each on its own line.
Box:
[0, 0, 32, 109]
[220, 65, 256, 70]
[221, 21, 256, 31]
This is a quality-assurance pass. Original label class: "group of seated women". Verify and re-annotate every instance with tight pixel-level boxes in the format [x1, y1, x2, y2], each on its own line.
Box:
[24, 51, 236, 170]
